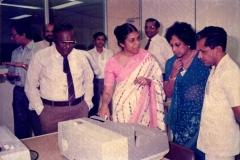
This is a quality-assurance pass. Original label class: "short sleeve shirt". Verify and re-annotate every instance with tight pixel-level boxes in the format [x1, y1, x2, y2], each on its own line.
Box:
[197, 54, 240, 156]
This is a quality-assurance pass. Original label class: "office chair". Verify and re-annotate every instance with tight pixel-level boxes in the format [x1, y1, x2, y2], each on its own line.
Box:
[164, 142, 195, 160]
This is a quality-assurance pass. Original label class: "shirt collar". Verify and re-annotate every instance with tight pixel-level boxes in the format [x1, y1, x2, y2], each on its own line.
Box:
[93, 46, 105, 53]
[54, 46, 74, 60]
[25, 40, 35, 50]
[149, 34, 159, 41]
[215, 53, 229, 70]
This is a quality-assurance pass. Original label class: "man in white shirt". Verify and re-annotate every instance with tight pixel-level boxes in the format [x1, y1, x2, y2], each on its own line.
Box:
[35, 23, 54, 48]
[2, 21, 42, 139]
[25, 22, 94, 134]
[196, 26, 240, 160]
[88, 32, 113, 117]
[141, 18, 173, 72]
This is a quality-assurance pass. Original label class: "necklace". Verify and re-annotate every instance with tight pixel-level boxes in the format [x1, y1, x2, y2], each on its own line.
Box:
[183, 50, 194, 61]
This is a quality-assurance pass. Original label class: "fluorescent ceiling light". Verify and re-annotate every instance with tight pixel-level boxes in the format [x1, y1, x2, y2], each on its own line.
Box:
[0, 3, 41, 9]
[51, 1, 83, 9]
[10, 14, 32, 20]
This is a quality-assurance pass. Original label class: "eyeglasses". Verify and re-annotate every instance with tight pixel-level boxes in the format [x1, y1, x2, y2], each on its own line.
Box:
[10, 33, 18, 38]
[60, 40, 76, 46]
[145, 26, 156, 29]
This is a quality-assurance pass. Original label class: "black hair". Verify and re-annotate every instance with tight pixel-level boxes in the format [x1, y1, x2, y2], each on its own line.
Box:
[165, 21, 196, 49]
[114, 23, 138, 49]
[93, 32, 107, 41]
[53, 22, 74, 38]
[10, 21, 32, 39]
[145, 18, 160, 28]
[196, 26, 227, 52]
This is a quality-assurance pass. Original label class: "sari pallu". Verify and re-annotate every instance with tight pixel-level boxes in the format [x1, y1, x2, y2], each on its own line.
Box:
[111, 49, 166, 131]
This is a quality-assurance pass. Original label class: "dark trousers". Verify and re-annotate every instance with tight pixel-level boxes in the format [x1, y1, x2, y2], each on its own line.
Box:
[89, 78, 104, 117]
[39, 100, 89, 134]
[13, 86, 41, 139]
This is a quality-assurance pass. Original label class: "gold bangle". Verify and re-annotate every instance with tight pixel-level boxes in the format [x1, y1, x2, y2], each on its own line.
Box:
[169, 75, 176, 81]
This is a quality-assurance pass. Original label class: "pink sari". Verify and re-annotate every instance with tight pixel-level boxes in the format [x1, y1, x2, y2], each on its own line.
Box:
[104, 49, 165, 131]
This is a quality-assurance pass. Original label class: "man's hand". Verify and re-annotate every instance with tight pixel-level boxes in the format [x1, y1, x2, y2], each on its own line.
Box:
[2, 62, 25, 67]
[5, 73, 19, 81]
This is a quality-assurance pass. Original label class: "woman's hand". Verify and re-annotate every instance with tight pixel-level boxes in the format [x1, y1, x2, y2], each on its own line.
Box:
[98, 104, 111, 120]
[170, 58, 183, 78]
[134, 76, 151, 86]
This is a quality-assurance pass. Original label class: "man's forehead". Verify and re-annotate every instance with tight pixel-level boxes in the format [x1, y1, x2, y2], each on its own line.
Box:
[97, 35, 105, 39]
[45, 25, 54, 30]
[197, 38, 206, 46]
[145, 21, 156, 26]
[56, 31, 74, 39]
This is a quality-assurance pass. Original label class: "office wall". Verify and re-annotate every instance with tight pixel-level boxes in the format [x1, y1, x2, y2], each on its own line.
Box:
[107, 0, 140, 54]
[142, 0, 240, 66]
[0, 67, 14, 133]
[196, 0, 240, 66]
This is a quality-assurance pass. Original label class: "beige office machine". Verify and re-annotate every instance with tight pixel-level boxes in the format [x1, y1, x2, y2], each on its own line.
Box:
[0, 126, 30, 160]
[58, 116, 169, 160]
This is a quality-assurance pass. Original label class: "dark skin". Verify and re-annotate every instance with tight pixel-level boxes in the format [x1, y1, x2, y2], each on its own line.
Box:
[54, 30, 75, 58]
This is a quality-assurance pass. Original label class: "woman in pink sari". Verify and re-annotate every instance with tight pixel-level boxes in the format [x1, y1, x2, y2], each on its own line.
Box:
[98, 23, 166, 130]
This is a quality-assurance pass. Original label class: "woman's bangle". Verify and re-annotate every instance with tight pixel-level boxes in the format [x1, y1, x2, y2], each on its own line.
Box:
[169, 75, 176, 81]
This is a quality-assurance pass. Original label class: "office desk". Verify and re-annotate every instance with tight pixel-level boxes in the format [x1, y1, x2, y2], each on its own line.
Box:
[22, 133, 67, 160]
[21, 133, 169, 160]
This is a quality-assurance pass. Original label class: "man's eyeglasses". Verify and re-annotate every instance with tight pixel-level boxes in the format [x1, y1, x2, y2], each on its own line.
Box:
[60, 40, 76, 46]
[10, 33, 18, 38]
[144, 26, 156, 29]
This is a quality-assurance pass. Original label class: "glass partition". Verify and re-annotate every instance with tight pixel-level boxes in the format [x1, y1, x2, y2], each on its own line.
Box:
[0, 0, 105, 63]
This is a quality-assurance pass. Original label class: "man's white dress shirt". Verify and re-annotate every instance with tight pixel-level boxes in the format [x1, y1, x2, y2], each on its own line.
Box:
[141, 34, 173, 72]
[88, 47, 113, 79]
[35, 39, 54, 49]
[8, 40, 42, 86]
[25, 46, 94, 115]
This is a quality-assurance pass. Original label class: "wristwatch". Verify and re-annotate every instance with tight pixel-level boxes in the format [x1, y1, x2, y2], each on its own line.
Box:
[22, 63, 27, 68]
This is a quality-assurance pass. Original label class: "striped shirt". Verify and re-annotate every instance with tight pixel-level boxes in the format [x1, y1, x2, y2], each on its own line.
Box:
[8, 40, 43, 86]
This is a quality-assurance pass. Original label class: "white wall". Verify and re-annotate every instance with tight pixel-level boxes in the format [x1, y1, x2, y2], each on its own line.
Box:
[142, 0, 240, 66]
[107, 0, 140, 54]
[0, 67, 14, 133]
[196, 0, 240, 66]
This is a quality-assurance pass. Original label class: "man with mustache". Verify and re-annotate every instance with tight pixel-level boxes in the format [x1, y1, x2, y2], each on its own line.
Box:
[36, 23, 54, 48]
[141, 18, 173, 72]
[25, 22, 93, 134]
[196, 26, 240, 160]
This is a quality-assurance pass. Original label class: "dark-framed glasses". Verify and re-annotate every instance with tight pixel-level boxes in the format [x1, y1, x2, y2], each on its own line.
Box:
[60, 40, 76, 46]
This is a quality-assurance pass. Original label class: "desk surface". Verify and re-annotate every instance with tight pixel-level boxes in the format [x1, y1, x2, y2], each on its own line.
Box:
[22, 133, 169, 160]
[22, 133, 67, 160]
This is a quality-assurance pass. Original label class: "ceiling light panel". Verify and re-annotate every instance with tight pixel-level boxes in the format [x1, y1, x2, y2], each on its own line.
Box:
[10, 14, 32, 20]
[0, 3, 42, 9]
[51, 1, 83, 9]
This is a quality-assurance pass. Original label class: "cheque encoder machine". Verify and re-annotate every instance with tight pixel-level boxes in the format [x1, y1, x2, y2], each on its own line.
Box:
[58, 116, 169, 160]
